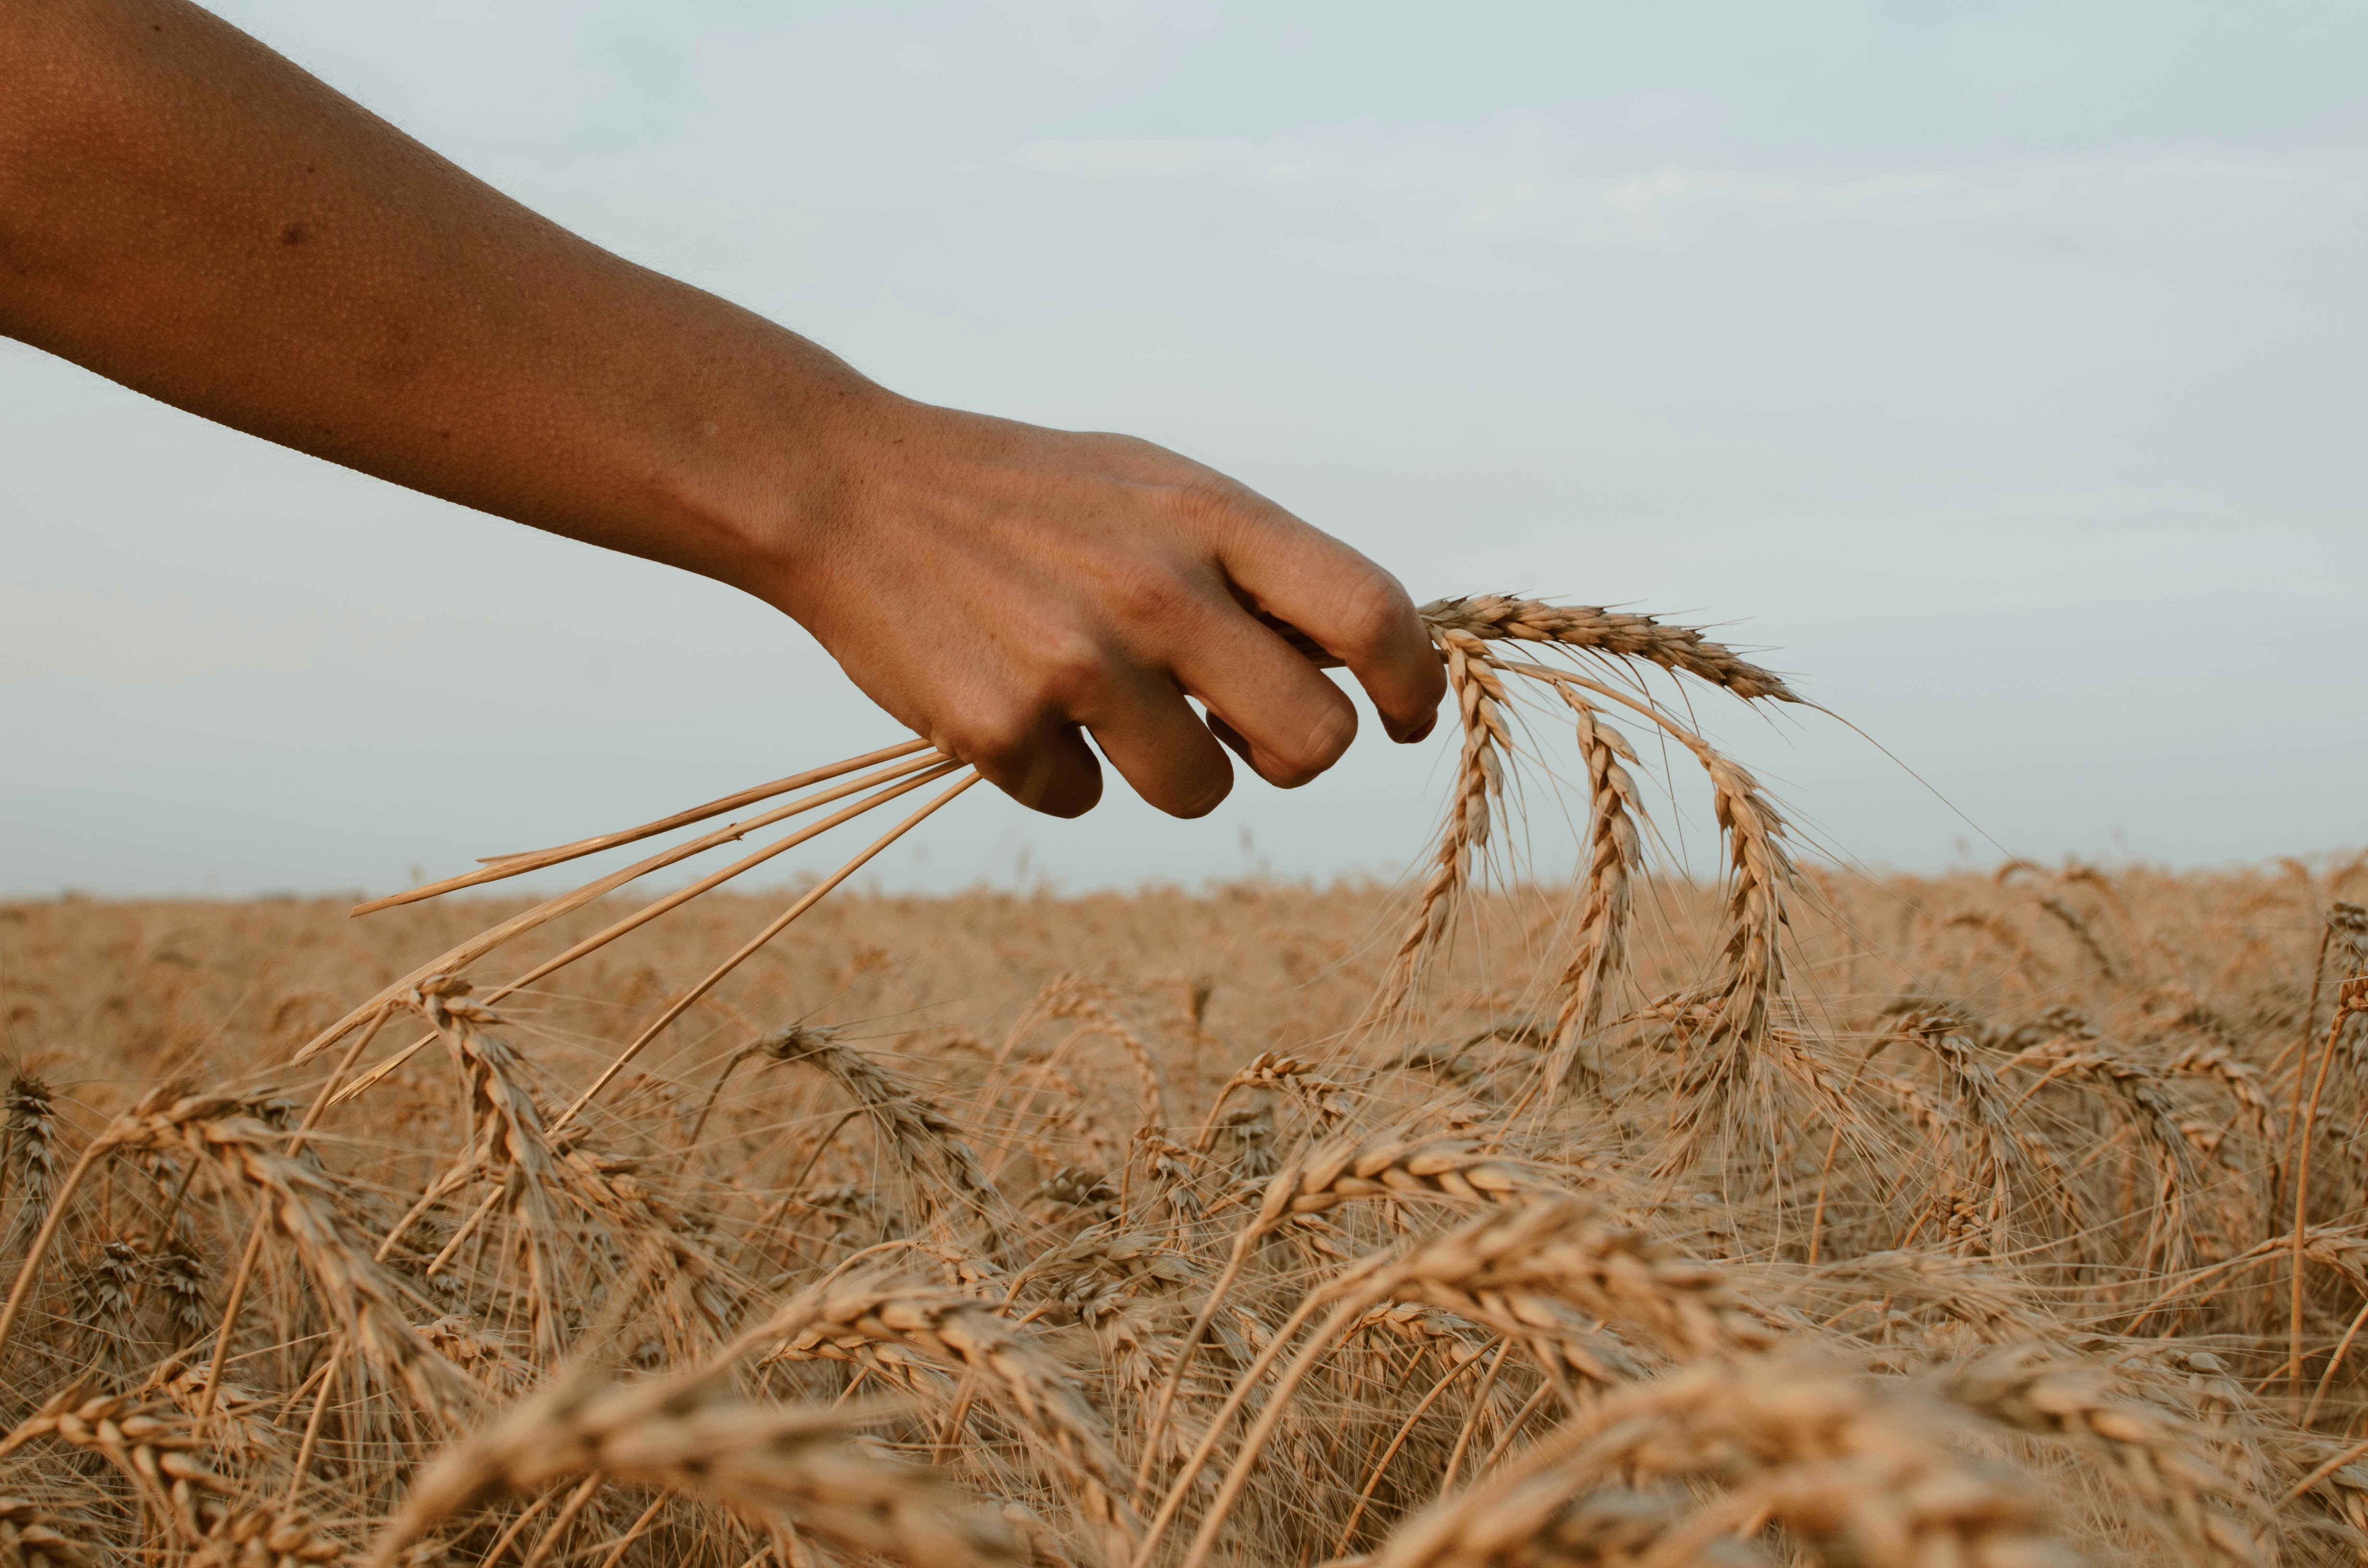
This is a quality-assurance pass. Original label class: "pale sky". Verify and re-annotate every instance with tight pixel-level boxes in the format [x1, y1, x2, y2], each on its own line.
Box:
[4, 0, 2363, 899]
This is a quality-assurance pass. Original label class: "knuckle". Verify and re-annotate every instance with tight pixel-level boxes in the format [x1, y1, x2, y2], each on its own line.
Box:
[1028, 630, 1113, 713]
[935, 703, 1036, 772]
[1327, 568, 1414, 658]
[1172, 475, 1257, 532]
[1100, 562, 1195, 634]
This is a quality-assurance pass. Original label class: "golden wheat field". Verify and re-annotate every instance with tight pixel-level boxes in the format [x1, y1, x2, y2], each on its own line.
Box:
[3, 599, 2367, 1568]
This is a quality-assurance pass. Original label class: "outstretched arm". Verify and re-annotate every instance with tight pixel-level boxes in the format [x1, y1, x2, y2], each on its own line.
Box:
[0, 0, 1443, 817]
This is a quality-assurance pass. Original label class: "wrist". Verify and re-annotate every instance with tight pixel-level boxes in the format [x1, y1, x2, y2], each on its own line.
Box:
[661, 334, 906, 627]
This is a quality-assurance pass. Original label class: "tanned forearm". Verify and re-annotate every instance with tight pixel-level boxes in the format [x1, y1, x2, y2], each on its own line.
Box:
[0, 0, 852, 590]
[1, 0, 1443, 817]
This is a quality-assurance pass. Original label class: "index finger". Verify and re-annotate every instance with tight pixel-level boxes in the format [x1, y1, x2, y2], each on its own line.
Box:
[1208, 495, 1444, 744]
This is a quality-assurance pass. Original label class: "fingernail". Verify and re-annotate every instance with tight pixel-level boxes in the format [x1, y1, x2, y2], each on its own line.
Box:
[1398, 714, 1436, 745]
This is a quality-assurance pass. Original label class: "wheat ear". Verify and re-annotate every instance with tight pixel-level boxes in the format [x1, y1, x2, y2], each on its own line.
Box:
[1372, 1354, 2073, 1568]
[1133, 1131, 1559, 1499]
[0, 1494, 93, 1568]
[1379, 627, 1511, 1012]
[1944, 1348, 2262, 1566]
[370, 1371, 1019, 1568]
[1418, 596, 1801, 701]
[1541, 688, 1644, 1099]
[752, 1272, 1131, 1532]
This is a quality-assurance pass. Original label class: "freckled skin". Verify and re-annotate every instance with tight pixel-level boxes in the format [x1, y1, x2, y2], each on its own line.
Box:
[0, 0, 1443, 818]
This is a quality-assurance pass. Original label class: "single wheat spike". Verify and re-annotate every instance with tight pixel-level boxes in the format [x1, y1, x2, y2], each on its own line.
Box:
[1042, 982, 1172, 1130]
[0, 1390, 236, 1546]
[190, 1503, 350, 1567]
[753, 1024, 1011, 1236]
[1372, 1355, 2074, 1568]
[1666, 744, 1797, 1120]
[2165, 1040, 2272, 1140]
[1781, 1248, 2046, 1339]
[1360, 1483, 1738, 1568]
[150, 1240, 210, 1350]
[1195, 1053, 1351, 1151]
[1276, 1132, 1561, 1218]
[1899, 1017, 2023, 1257]
[1418, 596, 1801, 702]
[396, 977, 586, 1359]
[2, 1075, 62, 1251]
[1378, 627, 1510, 1010]
[752, 1272, 1129, 1526]
[369, 1371, 1019, 1568]
[2005, 1028, 2202, 1274]
[0, 1495, 94, 1568]
[1367, 1195, 1768, 1364]
[2038, 894, 2121, 982]
[1541, 687, 1644, 1098]
[1035, 1231, 1197, 1320]
[1945, 1349, 2262, 1566]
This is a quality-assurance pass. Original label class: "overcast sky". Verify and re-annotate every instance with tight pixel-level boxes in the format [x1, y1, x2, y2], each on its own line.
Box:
[4, 0, 2363, 900]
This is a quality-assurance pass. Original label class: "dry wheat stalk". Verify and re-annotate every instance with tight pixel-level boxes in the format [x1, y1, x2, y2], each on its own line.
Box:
[353, 739, 940, 915]
[303, 753, 966, 1069]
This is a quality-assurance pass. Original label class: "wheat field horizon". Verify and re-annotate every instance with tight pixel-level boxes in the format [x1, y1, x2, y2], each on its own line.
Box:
[4, 598, 2366, 1568]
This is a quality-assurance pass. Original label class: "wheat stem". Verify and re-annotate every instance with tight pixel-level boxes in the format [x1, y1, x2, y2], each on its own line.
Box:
[551, 770, 979, 1136]
[351, 738, 936, 914]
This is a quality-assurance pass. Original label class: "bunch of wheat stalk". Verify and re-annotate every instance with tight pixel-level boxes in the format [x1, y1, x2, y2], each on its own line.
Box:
[4, 596, 2368, 1568]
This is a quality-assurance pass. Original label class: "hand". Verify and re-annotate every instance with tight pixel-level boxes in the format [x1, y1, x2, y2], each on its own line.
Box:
[764, 395, 1444, 818]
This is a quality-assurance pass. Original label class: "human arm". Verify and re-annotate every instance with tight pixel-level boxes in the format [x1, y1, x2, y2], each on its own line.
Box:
[0, 0, 1443, 817]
